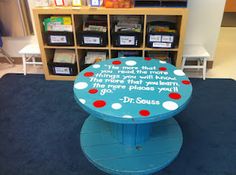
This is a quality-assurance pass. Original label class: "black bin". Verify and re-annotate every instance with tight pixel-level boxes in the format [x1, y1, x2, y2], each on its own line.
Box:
[146, 21, 177, 48]
[112, 31, 143, 47]
[44, 31, 74, 46]
[78, 31, 107, 47]
[48, 61, 78, 76]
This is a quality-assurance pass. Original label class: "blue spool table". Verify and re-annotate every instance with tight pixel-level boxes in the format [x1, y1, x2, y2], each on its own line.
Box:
[74, 57, 192, 175]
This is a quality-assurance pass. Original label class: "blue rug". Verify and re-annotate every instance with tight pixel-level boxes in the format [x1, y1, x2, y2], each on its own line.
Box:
[0, 74, 235, 175]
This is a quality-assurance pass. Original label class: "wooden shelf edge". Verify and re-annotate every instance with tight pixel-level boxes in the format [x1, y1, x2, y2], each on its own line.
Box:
[46, 75, 77, 81]
[144, 47, 179, 51]
[77, 46, 109, 50]
[110, 47, 143, 50]
[44, 45, 76, 49]
[33, 7, 188, 15]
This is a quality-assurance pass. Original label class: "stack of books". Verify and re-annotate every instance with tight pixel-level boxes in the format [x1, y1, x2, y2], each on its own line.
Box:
[43, 16, 73, 32]
[85, 51, 107, 64]
[114, 16, 142, 32]
[53, 49, 76, 64]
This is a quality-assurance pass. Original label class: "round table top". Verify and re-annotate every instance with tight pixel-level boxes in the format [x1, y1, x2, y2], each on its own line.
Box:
[74, 57, 192, 124]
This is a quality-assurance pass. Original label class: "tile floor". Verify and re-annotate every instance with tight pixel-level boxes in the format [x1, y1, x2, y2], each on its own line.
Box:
[0, 27, 235, 80]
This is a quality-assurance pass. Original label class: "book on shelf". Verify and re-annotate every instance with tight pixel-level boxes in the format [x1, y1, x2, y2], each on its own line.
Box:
[53, 49, 76, 64]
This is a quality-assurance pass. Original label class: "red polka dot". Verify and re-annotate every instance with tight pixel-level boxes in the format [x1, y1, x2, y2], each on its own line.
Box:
[159, 67, 167, 71]
[169, 93, 181, 100]
[84, 72, 94, 77]
[93, 100, 106, 108]
[182, 80, 191, 85]
[89, 89, 98, 94]
[145, 57, 152, 61]
[112, 60, 121, 65]
[139, 110, 150, 117]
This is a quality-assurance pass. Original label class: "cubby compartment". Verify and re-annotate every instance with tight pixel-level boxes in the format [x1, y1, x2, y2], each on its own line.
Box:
[46, 48, 78, 76]
[40, 15, 74, 46]
[134, 0, 161, 7]
[134, 0, 187, 7]
[111, 50, 143, 58]
[110, 15, 144, 48]
[78, 49, 108, 71]
[105, 0, 132, 8]
[161, 0, 187, 7]
[145, 50, 176, 64]
[146, 15, 181, 49]
[75, 15, 108, 47]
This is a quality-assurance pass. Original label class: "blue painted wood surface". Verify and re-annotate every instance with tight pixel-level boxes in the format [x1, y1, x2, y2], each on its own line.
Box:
[81, 116, 183, 175]
[74, 57, 192, 174]
[111, 123, 152, 146]
[74, 57, 192, 124]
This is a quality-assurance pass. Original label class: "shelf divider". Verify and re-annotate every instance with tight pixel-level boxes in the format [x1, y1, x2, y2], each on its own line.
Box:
[142, 14, 147, 57]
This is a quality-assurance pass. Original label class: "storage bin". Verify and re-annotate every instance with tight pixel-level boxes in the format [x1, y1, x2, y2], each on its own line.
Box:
[87, 0, 104, 6]
[77, 31, 107, 47]
[146, 21, 177, 48]
[44, 31, 74, 46]
[134, 0, 187, 7]
[112, 31, 143, 47]
[118, 51, 142, 57]
[146, 32, 177, 48]
[104, 0, 132, 8]
[79, 57, 92, 71]
[48, 61, 78, 76]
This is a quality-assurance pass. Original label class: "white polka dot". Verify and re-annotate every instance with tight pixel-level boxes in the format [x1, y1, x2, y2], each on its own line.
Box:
[159, 60, 166, 64]
[111, 103, 122, 110]
[162, 101, 179, 111]
[93, 64, 100, 68]
[125, 60, 137, 66]
[79, 98, 86, 104]
[123, 115, 133, 119]
[74, 82, 88, 90]
[174, 70, 185, 76]
[121, 56, 126, 58]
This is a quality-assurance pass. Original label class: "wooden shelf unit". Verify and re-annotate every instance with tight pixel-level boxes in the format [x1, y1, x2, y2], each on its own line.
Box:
[33, 7, 188, 81]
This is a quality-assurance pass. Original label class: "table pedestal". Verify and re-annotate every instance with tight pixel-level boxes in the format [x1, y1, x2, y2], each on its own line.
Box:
[111, 123, 152, 146]
[80, 116, 183, 175]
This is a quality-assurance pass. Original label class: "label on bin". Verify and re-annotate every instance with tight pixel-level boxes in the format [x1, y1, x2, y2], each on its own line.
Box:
[84, 37, 100, 44]
[50, 35, 67, 43]
[120, 36, 135, 45]
[150, 35, 161, 42]
[90, 0, 100, 6]
[162, 36, 174, 43]
[153, 42, 172, 48]
[54, 67, 70, 74]
[55, 0, 64, 6]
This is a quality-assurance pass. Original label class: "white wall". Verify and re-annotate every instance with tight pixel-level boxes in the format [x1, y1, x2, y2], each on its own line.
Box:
[2, 1, 226, 60]
[185, 0, 226, 60]
[1, 0, 37, 58]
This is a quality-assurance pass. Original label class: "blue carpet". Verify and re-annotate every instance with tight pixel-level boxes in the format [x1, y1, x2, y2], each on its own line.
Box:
[0, 74, 235, 175]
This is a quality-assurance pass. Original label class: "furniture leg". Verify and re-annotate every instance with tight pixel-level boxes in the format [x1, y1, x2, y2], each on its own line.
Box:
[0, 48, 14, 65]
[181, 57, 186, 70]
[32, 56, 36, 66]
[197, 58, 201, 71]
[203, 58, 207, 80]
[22, 55, 27, 75]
